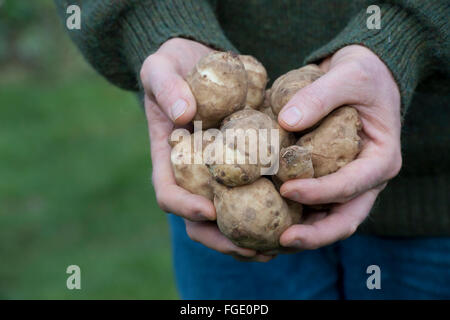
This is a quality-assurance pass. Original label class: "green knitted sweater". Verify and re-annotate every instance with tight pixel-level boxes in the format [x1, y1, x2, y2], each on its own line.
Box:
[55, 0, 450, 236]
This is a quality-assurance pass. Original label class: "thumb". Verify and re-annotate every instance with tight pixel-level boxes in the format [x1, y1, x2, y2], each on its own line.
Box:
[141, 54, 197, 125]
[277, 68, 352, 131]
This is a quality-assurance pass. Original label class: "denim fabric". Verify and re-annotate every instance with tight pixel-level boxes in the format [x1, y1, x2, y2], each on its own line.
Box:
[168, 215, 450, 299]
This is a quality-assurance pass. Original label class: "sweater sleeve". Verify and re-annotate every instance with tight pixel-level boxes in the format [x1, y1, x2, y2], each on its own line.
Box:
[304, 1, 449, 116]
[54, 0, 236, 91]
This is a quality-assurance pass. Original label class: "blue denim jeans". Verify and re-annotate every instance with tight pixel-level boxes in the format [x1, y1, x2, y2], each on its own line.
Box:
[168, 215, 450, 299]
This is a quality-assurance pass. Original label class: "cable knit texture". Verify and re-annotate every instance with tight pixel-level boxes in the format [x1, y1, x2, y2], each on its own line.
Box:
[55, 0, 450, 236]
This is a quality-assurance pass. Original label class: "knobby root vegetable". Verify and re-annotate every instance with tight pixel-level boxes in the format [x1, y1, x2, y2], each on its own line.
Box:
[238, 55, 268, 109]
[270, 64, 324, 115]
[297, 106, 363, 177]
[170, 132, 214, 200]
[276, 145, 314, 182]
[186, 51, 247, 128]
[259, 89, 276, 119]
[213, 178, 302, 250]
[207, 109, 293, 187]
[222, 108, 295, 149]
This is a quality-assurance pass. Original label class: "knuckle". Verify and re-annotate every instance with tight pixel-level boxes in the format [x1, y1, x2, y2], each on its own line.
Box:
[161, 37, 184, 49]
[147, 52, 163, 66]
[140, 53, 159, 82]
[302, 90, 326, 115]
[347, 61, 371, 84]
[385, 149, 403, 179]
[340, 181, 358, 202]
[154, 78, 176, 105]
[155, 191, 169, 212]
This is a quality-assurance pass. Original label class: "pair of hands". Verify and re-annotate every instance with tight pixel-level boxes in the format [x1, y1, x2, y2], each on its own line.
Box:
[140, 38, 402, 262]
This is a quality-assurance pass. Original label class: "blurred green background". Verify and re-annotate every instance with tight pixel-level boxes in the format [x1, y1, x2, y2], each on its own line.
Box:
[0, 0, 177, 299]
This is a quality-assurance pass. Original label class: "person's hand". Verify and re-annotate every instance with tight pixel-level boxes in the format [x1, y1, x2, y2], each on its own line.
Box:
[140, 38, 274, 262]
[276, 45, 402, 251]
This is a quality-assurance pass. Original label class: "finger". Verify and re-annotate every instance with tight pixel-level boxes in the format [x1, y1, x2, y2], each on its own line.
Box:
[280, 142, 396, 204]
[280, 188, 380, 250]
[280, 149, 386, 204]
[141, 53, 197, 125]
[299, 211, 328, 224]
[150, 133, 215, 221]
[185, 220, 258, 258]
[232, 254, 276, 263]
[144, 94, 174, 134]
[155, 184, 216, 221]
[145, 97, 215, 221]
[278, 64, 370, 131]
[260, 247, 300, 255]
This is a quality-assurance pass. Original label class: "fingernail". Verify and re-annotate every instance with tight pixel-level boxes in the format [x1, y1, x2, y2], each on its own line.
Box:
[171, 99, 188, 121]
[280, 106, 302, 127]
[288, 240, 302, 248]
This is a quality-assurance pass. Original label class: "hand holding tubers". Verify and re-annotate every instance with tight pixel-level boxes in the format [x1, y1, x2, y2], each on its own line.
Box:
[169, 54, 363, 252]
[270, 64, 324, 115]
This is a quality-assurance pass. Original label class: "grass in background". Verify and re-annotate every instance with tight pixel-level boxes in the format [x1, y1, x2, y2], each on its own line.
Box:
[0, 72, 178, 299]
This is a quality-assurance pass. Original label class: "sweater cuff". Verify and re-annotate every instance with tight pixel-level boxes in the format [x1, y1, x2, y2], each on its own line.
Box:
[305, 4, 433, 116]
[120, 0, 237, 91]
